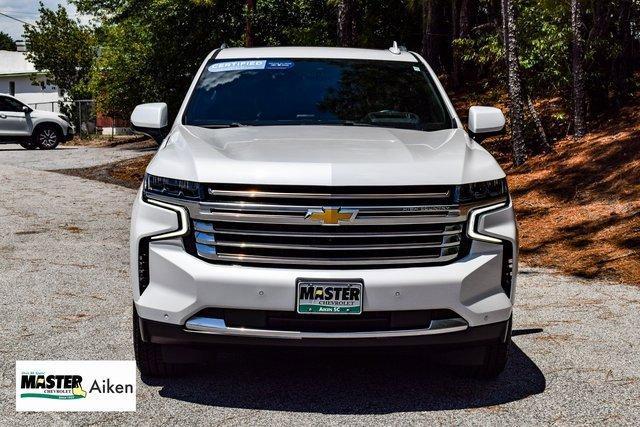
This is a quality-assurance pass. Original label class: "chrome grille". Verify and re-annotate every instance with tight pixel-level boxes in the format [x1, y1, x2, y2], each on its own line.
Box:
[178, 184, 470, 268]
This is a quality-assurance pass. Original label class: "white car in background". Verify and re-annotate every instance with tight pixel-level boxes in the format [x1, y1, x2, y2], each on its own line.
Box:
[129, 45, 518, 379]
[0, 93, 74, 149]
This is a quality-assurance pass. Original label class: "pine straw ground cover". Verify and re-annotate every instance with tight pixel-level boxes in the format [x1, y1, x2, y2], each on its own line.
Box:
[56, 153, 153, 189]
[504, 106, 640, 284]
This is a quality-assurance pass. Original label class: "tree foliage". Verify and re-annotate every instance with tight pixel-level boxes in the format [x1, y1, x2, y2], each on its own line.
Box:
[87, 0, 244, 117]
[0, 31, 16, 51]
[518, 0, 571, 93]
[250, 0, 335, 46]
[57, 0, 640, 162]
[24, 4, 96, 100]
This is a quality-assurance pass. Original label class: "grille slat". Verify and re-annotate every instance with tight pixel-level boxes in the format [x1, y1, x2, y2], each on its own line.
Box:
[198, 212, 464, 225]
[202, 201, 459, 214]
[209, 189, 451, 200]
[182, 184, 469, 268]
[211, 253, 458, 266]
[198, 239, 460, 251]
[205, 227, 462, 238]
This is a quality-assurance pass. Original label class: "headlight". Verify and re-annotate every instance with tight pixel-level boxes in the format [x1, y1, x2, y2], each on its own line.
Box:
[143, 174, 201, 200]
[454, 178, 508, 204]
[57, 114, 71, 124]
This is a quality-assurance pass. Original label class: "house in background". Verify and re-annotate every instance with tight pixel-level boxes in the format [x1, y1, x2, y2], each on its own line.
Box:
[0, 41, 63, 112]
[0, 41, 129, 136]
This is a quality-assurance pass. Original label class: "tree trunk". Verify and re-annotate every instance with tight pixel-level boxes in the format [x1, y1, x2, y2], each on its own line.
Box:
[337, 0, 357, 47]
[245, 0, 255, 47]
[500, 0, 507, 62]
[451, 0, 473, 88]
[527, 97, 550, 152]
[421, 1, 435, 67]
[586, 0, 613, 114]
[501, 0, 526, 165]
[421, 0, 450, 74]
[588, 0, 612, 41]
[612, 0, 633, 108]
[571, 0, 587, 137]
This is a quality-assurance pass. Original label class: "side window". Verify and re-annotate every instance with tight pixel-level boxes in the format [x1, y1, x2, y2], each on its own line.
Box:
[0, 97, 12, 111]
[0, 96, 25, 112]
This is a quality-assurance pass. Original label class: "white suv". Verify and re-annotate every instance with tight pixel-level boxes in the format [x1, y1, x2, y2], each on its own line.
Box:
[130, 46, 518, 378]
[0, 94, 74, 149]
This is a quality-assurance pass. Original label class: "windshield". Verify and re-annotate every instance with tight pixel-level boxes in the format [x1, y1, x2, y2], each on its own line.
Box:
[183, 58, 453, 132]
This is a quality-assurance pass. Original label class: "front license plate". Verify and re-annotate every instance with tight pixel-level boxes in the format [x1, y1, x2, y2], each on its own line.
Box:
[296, 280, 363, 315]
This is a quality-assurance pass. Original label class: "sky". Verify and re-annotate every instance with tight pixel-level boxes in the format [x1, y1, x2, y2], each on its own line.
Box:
[0, 0, 90, 40]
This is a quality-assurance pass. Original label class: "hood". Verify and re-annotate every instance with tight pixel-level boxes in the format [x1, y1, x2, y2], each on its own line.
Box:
[30, 109, 64, 119]
[146, 125, 505, 186]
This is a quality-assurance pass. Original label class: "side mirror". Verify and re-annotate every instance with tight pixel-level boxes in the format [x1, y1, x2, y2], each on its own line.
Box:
[467, 106, 505, 142]
[22, 105, 31, 113]
[131, 103, 169, 144]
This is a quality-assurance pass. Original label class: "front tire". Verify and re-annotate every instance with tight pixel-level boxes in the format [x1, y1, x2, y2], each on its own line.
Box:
[19, 140, 38, 150]
[34, 125, 61, 150]
[474, 340, 509, 379]
[471, 317, 512, 379]
[132, 306, 183, 377]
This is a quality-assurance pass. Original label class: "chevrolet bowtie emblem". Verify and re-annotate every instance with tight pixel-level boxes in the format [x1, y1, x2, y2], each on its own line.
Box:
[305, 207, 358, 226]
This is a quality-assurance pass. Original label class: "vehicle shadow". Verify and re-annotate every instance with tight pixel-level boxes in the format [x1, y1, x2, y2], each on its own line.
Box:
[142, 341, 545, 414]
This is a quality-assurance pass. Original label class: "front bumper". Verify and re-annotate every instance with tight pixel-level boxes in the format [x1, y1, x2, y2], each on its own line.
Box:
[139, 315, 510, 348]
[64, 125, 75, 141]
[131, 190, 518, 346]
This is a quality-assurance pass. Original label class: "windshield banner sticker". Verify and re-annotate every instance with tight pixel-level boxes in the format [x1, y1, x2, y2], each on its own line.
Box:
[208, 60, 267, 73]
[266, 60, 295, 70]
[208, 60, 295, 73]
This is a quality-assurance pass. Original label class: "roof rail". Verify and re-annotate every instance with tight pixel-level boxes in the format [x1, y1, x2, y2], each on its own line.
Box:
[220, 43, 228, 49]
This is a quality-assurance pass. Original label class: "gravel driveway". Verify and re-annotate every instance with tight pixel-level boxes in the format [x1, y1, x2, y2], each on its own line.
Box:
[0, 142, 154, 170]
[1, 144, 639, 425]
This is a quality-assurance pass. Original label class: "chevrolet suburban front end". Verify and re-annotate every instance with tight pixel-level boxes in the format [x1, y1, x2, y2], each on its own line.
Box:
[129, 46, 518, 378]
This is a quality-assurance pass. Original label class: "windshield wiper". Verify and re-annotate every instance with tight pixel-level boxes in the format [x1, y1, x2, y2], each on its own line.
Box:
[198, 120, 376, 128]
[336, 120, 373, 127]
[198, 122, 251, 128]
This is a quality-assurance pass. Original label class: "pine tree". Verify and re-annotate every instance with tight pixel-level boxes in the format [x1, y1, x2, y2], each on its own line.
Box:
[337, 0, 357, 47]
[612, 0, 633, 108]
[245, 0, 255, 47]
[571, 0, 587, 137]
[451, 0, 474, 88]
[421, 0, 450, 75]
[501, 0, 527, 165]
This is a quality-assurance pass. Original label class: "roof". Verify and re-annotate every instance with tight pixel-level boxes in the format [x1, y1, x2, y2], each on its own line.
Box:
[0, 50, 44, 76]
[215, 46, 418, 62]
